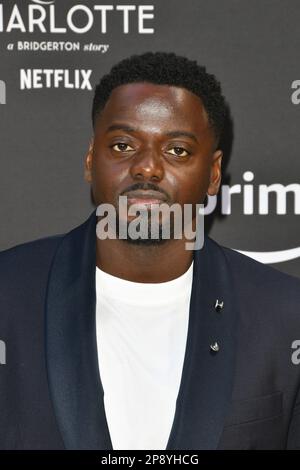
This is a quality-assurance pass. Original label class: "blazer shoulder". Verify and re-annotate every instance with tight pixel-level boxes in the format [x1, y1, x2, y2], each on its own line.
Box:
[0, 211, 96, 280]
[208, 237, 300, 288]
[206, 237, 300, 336]
[206, 235, 300, 295]
[0, 233, 64, 277]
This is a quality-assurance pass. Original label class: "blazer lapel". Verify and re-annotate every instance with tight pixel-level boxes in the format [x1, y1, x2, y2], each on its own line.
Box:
[166, 236, 238, 450]
[45, 209, 113, 450]
[45, 209, 238, 450]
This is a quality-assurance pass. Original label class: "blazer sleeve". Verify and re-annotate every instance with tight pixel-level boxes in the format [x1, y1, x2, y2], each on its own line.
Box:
[287, 386, 300, 449]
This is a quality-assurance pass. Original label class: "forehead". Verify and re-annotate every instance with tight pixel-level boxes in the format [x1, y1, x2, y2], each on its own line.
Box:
[96, 82, 209, 133]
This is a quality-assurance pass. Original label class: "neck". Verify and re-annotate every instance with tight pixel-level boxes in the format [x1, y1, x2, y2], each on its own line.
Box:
[96, 237, 194, 283]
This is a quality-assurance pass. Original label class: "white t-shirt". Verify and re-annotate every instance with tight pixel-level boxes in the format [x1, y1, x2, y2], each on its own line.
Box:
[95, 260, 194, 450]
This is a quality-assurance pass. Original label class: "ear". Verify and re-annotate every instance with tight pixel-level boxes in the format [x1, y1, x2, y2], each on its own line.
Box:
[207, 149, 223, 196]
[84, 138, 94, 183]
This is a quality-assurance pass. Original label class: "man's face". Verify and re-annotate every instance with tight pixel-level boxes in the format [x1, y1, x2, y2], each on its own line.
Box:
[85, 82, 222, 242]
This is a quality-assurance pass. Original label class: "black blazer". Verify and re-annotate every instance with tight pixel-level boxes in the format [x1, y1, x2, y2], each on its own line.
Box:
[0, 209, 300, 450]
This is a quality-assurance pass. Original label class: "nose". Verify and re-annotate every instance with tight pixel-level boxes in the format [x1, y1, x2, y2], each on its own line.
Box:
[129, 148, 164, 182]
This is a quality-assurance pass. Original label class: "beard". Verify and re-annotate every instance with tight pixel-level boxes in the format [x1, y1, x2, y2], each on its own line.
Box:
[95, 196, 200, 247]
[115, 206, 176, 246]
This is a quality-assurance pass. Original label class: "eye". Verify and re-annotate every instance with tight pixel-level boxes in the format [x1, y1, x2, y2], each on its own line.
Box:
[167, 146, 189, 157]
[111, 142, 134, 153]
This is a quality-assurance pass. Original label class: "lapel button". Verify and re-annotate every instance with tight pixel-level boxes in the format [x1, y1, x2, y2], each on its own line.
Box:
[210, 342, 220, 353]
[214, 299, 224, 312]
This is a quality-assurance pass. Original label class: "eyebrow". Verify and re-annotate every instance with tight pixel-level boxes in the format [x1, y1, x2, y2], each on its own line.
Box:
[105, 124, 199, 143]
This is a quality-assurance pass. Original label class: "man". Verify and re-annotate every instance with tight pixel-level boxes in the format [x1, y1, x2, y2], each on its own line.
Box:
[0, 51, 300, 450]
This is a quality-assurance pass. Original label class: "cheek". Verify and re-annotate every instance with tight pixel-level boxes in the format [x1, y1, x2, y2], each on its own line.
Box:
[90, 156, 112, 202]
[174, 165, 211, 205]
[91, 156, 127, 203]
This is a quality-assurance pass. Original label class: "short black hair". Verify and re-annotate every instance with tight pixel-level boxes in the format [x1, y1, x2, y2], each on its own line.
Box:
[92, 51, 226, 144]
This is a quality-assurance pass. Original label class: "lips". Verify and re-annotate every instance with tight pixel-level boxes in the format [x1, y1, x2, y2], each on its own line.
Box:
[123, 190, 167, 205]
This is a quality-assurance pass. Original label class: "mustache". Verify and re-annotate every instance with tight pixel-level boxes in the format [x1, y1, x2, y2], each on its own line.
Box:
[119, 182, 170, 202]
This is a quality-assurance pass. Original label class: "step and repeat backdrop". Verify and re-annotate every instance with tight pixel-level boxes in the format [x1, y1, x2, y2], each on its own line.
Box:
[0, 0, 299, 277]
